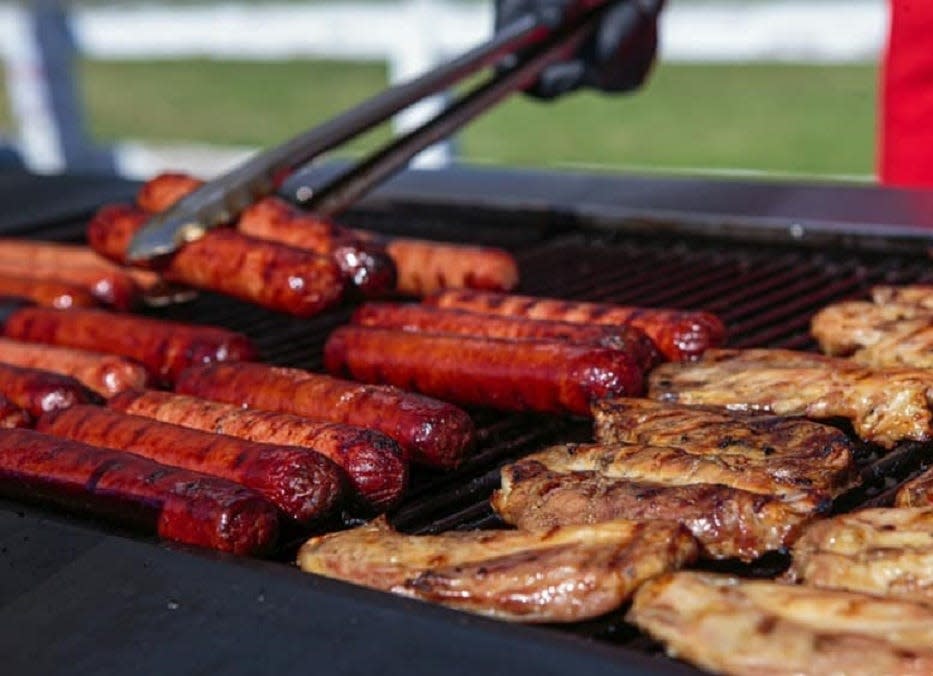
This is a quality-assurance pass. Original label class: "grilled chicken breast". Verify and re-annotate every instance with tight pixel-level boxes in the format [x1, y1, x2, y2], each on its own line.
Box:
[649, 348, 933, 448]
[592, 398, 859, 496]
[873, 284, 933, 308]
[811, 301, 932, 356]
[522, 442, 835, 505]
[629, 571, 933, 676]
[851, 321, 933, 369]
[492, 460, 818, 561]
[787, 507, 933, 606]
[297, 516, 697, 623]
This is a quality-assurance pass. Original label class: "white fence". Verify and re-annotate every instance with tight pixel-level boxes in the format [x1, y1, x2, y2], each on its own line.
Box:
[1, 1, 887, 175]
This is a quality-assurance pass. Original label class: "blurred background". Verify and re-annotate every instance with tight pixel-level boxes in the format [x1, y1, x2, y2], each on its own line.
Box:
[0, 0, 882, 180]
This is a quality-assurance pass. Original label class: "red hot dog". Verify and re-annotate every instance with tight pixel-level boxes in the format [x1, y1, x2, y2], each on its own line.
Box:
[175, 362, 475, 469]
[0, 257, 139, 310]
[0, 428, 278, 555]
[0, 337, 150, 397]
[87, 204, 346, 317]
[0, 362, 100, 417]
[0, 272, 97, 309]
[136, 172, 396, 297]
[426, 290, 726, 362]
[324, 326, 645, 416]
[352, 303, 660, 372]
[3, 306, 257, 384]
[108, 389, 408, 512]
[37, 405, 344, 524]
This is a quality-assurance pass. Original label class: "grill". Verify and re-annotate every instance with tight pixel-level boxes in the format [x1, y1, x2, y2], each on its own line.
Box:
[2, 166, 933, 676]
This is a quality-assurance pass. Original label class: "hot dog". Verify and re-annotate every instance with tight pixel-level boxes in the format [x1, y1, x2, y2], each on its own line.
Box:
[108, 389, 408, 511]
[87, 204, 346, 317]
[324, 326, 645, 416]
[0, 395, 30, 428]
[381, 238, 518, 297]
[426, 290, 727, 362]
[0, 239, 163, 294]
[0, 427, 278, 555]
[0, 362, 100, 417]
[3, 306, 257, 384]
[175, 362, 475, 469]
[0, 257, 139, 310]
[136, 173, 396, 297]
[37, 405, 344, 524]
[0, 337, 150, 397]
[352, 303, 660, 372]
[0, 272, 97, 309]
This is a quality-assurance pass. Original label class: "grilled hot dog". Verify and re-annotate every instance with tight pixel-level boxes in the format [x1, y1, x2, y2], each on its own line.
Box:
[426, 290, 726, 362]
[0, 337, 150, 397]
[352, 302, 660, 371]
[324, 326, 645, 416]
[38, 406, 344, 524]
[88, 204, 346, 317]
[109, 389, 408, 511]
[136, 172, 396, 297]
[0, 362, 100, 417]
[0, 272, 97, 309]
[0, 257, 139, 310]
[0, 428, 278, 555]
[175, 362, 475, 469]
[3, 306, 256, 384]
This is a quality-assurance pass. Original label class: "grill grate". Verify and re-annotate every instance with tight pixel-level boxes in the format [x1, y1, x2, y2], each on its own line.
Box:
[14, 210, 933, 674]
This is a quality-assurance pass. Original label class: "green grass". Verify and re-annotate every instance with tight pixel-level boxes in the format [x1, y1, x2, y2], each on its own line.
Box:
[3, 59, 878, 176]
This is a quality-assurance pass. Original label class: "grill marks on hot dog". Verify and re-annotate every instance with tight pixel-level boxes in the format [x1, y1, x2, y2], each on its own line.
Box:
[426, 289, 726, 361]
[175, 362, 475, 469]
[3, 306, 256, 384]
[0, 362, 101, 417]
[0, 337, 150, 397]
[88, 204, 347, 317]
[0, 427, 278, 554]
[37, 405, 344, 524]
[324, 326, 645, 416]
[0, 256, 140, 310]
[109, 389, 408, 511]
[352, 302, 660, 372]
[135, 172, 396, 298]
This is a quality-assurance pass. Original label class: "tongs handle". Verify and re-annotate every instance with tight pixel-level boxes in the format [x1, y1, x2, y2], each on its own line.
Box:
[301, 2, 617, 219]
[126, 12, 553, 261]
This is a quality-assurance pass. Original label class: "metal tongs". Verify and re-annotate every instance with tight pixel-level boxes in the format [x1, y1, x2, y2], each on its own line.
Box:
[127, 0, 641, 262]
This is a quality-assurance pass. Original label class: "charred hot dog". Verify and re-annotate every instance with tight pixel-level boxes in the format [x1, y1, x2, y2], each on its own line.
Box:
[88, 204, 346, 317]
[37, 405, 344, 524]
[175, 362, 475, 469]
[0, 428, 278, 554]
[324, 326, 645, 416]
[109, 389, 408, 511]
[426, 290, 726, 362]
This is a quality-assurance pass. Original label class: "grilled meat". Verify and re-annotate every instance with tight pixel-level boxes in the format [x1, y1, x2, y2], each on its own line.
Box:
[592, 398, 859, 496]
[851, 321, 933, 369]
[521, 442, 836, 504]
[787, 507, 933, 606]
[896, 467, 933, 507]
[648, 348, 933, 448]
[811, 301, 932, 356]
[492, 460, 817, 561]
[873, 284, 933, 308]
[628, 571, 933, 676]
[298, 516, 697, 623]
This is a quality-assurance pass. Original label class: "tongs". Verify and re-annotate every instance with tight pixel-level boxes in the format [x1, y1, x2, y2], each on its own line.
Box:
[127, 0, 637, 262]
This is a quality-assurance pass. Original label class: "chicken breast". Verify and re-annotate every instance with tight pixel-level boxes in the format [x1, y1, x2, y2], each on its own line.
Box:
[872, 284, 933, 309]
[523, 442, 835, 505]
[492, 460, 818, 561]
[896, 467, 933, 508]
[851, 321, 933, 369]
[628, 571, 933, 676]
[297, 516, 697, 623]
[787, 507, 933, 606]
[649, 348, 933, 448]
[811, 300, 932, 356]
[592, 398, 859, 496]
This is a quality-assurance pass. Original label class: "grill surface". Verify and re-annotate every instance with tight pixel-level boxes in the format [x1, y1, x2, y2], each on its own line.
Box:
[3, 170, 933, 675]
